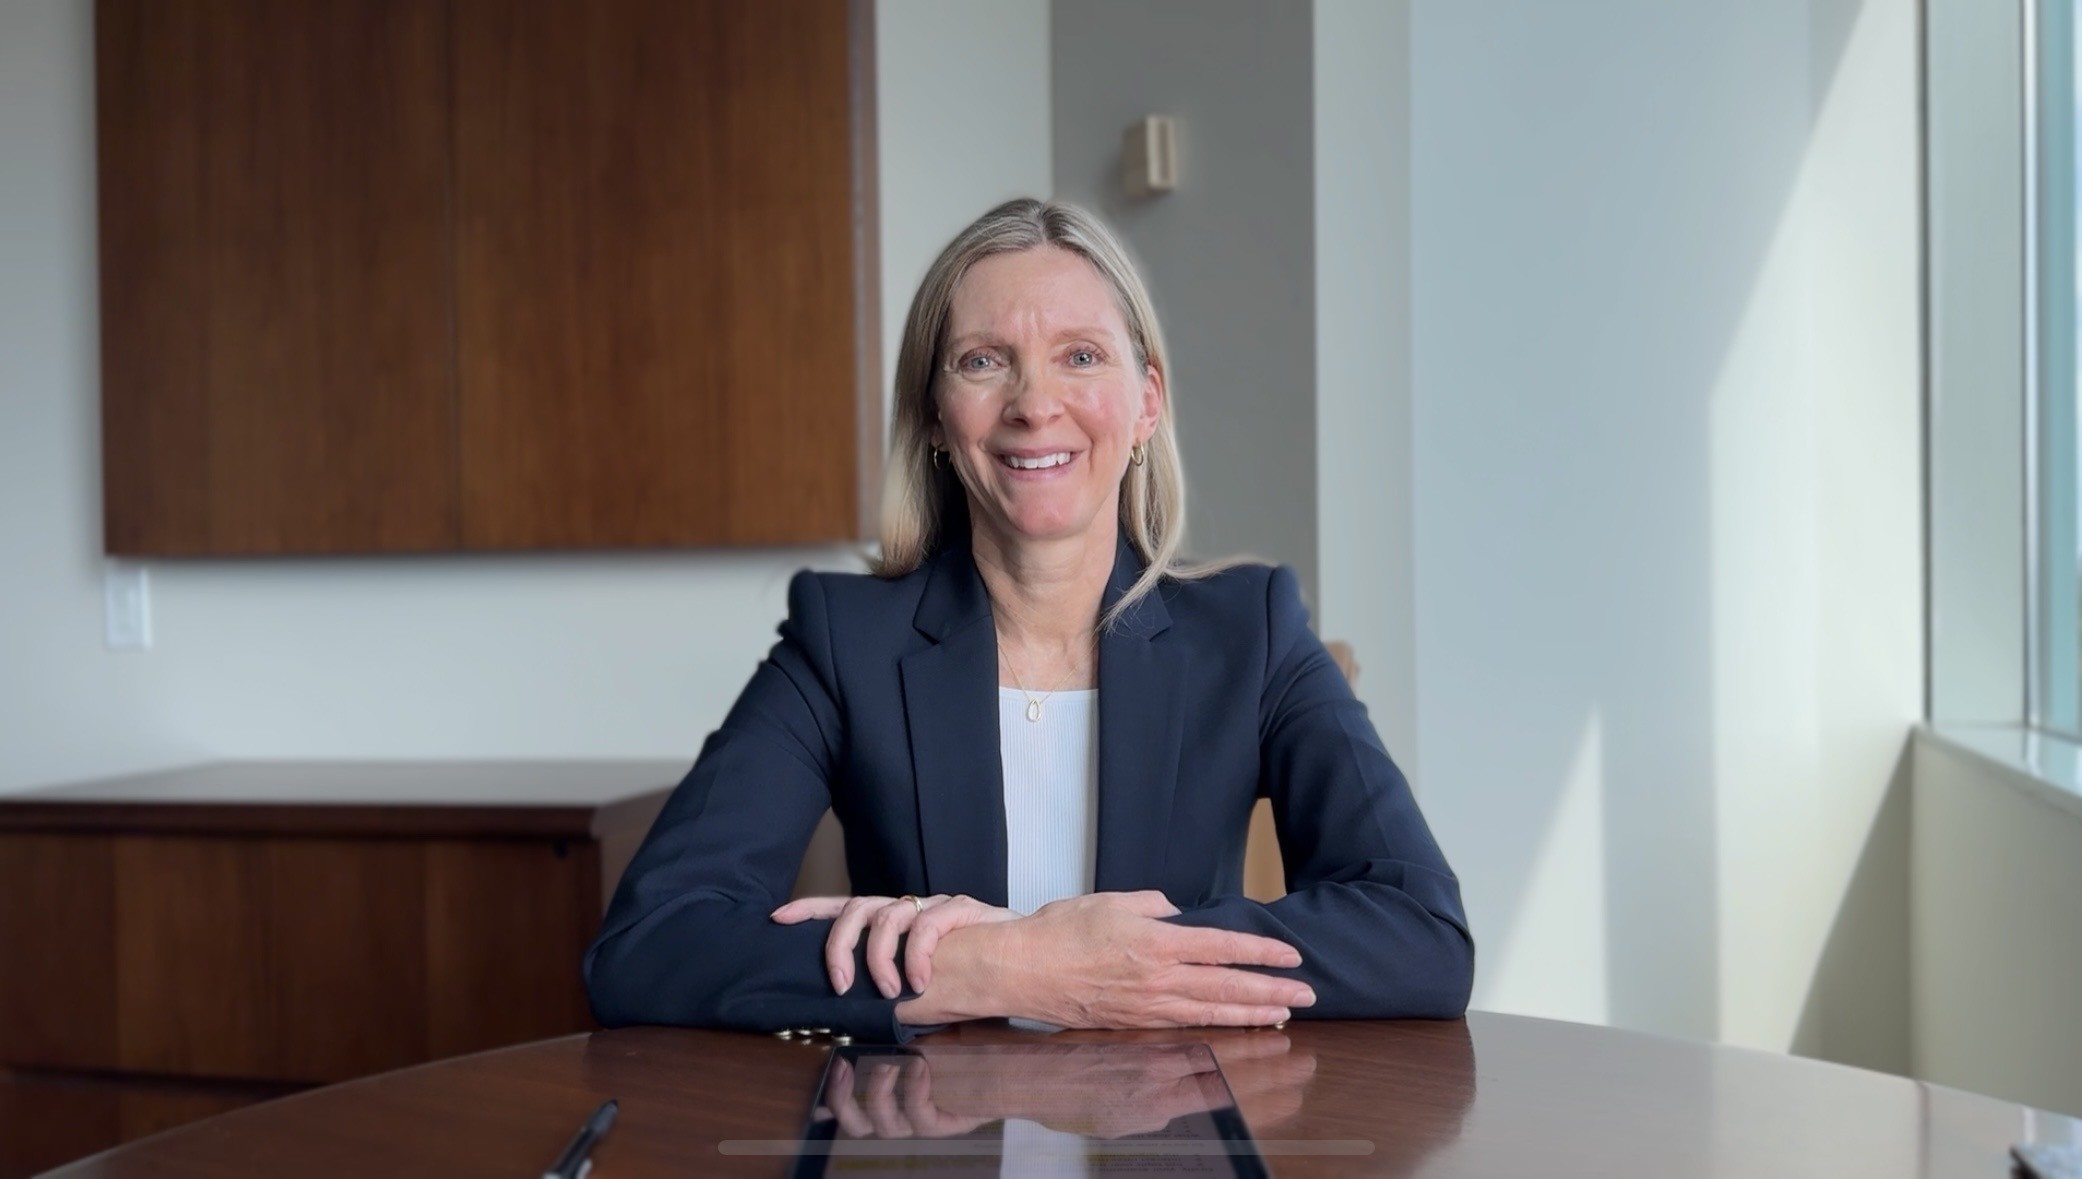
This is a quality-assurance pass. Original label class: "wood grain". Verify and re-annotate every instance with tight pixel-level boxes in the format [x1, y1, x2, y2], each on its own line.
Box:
[848, 0, 882, 539]
[112, 837, 273, 1079]
[453, 0, 864, 549]
[117, 1086, 282, 1145]
[45, 1016, 2082, 1178]
[0, 1071, 298, 1179]
[265, 840, 430, 1080]
[0, 1073, 118, 1179]
[423, 840, 596, 1059]
[0, 837, 117, 1071]
[198, 0, 456, 553]
[96, 0, 211, 554]
[0, 765, 669, 1173]
[101, 834, 604, 1084]
[99, 0, 456, 556]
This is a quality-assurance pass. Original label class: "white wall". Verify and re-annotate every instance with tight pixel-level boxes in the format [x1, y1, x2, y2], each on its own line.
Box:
[1313, 0, 1418, 762]
[877, 0, 1054, 408]
[1049, 0, 1318, 594]
[0, 0, 1052, 795]
[1407, 0, 1922, 1055]
[1, 0, 184, 791]
[1032, 0, 1922, 1060]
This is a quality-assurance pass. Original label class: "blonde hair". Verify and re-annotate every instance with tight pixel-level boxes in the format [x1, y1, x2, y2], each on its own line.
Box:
[872, 198, 1220, 626]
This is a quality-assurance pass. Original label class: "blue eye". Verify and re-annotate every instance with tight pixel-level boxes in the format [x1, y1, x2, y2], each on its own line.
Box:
[1068, 349, 1099, 367]
[961, 353, 998, 371]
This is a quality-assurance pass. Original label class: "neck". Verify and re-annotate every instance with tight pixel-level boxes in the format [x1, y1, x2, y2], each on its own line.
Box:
[969, 520, 1118, 649]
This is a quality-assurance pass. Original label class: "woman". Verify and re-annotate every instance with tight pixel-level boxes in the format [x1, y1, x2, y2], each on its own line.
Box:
[584, 199, 1472, 1043]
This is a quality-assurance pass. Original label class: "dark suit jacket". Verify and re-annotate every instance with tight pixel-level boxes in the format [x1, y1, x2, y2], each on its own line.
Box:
[584, 539, 1473, 1042]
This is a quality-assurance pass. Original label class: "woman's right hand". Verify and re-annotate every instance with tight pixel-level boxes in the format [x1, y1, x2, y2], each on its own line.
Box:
[987, 891, 1313, 1028]
[772, 893, 1017, 997]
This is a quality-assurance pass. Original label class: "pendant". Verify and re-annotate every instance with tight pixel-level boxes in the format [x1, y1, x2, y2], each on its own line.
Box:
[1025, 699, 1043, 723]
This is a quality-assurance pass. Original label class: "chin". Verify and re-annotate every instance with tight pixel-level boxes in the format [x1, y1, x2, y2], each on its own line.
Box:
[998, 506, 1102, 546]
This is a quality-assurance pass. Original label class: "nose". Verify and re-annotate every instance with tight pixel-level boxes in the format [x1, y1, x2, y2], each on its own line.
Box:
[1000, 365, 1066, 427]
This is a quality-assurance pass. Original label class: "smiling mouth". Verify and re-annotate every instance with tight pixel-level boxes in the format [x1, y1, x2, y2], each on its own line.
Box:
[999, 452, 1074, 470]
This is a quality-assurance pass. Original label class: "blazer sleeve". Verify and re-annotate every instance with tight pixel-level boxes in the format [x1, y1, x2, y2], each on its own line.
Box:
[1163, 565, 1475, 1019]
[583, 571, 924, 1043]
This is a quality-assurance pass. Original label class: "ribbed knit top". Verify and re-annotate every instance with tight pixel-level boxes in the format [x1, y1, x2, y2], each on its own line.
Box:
[997, 687, 1098, 916]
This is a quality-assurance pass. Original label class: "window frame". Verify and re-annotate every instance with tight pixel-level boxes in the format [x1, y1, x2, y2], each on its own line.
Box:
[2032, 0, 2082, 735]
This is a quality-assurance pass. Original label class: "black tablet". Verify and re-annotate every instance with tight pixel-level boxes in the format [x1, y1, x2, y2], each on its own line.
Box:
[787, 1042, 1270, 1177]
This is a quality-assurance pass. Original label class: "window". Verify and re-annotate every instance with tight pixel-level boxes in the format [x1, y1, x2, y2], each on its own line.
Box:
[2034, 0, 2082, 733]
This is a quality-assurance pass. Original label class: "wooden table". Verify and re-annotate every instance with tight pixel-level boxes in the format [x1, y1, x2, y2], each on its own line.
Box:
[43, 1013, 2082, 1177]
[0, 761, 679, 1176]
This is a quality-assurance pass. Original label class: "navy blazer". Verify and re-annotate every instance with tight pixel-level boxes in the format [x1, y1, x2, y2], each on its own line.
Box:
[584, 539, 1473, 1042]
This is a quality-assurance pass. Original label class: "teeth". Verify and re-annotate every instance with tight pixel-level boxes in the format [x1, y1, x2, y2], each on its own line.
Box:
[1004, 452, 1072, 470]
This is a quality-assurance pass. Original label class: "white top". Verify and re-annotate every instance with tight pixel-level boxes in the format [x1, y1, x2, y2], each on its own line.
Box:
[999, 687, 1099, 917]
[999, 1115, 1090, 1176]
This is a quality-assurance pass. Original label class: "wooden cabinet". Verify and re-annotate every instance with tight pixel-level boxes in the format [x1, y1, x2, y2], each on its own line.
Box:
[455, 0, 868, 548]
[98, 0, 875, 557]
[0, 761, 674, 1177]
[97, 0, 457, 556]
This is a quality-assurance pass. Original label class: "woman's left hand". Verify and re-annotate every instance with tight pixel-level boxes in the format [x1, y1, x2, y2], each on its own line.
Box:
[772, 893, 1018, 998]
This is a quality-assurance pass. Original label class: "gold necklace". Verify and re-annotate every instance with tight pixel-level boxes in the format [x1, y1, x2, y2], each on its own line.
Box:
[1004, 636, 1090, 723]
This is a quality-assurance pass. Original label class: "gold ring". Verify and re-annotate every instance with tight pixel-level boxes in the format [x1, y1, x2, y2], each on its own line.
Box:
[902, 894, 924, 915]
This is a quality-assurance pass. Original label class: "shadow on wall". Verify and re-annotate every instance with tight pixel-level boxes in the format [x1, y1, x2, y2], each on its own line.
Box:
[1790, 741, 1913, 1076]
[1420, 0, 1908, 1047]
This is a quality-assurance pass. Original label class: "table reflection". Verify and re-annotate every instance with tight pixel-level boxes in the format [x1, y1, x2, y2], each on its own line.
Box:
[799, 1023, 1476, 1177]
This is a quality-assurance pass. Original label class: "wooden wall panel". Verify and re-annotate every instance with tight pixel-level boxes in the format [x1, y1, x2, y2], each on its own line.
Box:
[710, 0, 862, 544]
[0, 838, 116, 1070]
[99, 0, 457, 556]
[422, 841, 595, 1059]
[454, 0, 861, 549]
[198, 0, 457, 554]
[97, 0, 211, 554]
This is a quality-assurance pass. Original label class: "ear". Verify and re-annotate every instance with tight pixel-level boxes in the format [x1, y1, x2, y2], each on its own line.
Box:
[1136, 363, 1166, 445]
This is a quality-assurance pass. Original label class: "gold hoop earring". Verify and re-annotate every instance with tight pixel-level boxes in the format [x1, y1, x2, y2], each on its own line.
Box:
[1130, 442, 1148, 467]
[931, 447, 947, 471]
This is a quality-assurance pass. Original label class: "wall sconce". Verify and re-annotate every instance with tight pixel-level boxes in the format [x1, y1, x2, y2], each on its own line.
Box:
[1122, 115, 1178, 198]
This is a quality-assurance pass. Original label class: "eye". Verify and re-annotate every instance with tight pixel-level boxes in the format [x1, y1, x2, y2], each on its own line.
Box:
[957, 351, 1002, 373]
[1067, 348, 1101, 368]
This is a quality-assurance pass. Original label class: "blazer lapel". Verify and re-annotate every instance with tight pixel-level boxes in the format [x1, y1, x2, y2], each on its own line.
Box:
[1094, 540, 1184, 893]
[899, 546, 1010, 907]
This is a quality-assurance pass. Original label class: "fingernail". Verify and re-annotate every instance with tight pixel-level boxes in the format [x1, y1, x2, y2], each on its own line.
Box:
[877, 977, 897, 999]
[835, 969, 851, 992]
[1291, 987, 1316, 1006]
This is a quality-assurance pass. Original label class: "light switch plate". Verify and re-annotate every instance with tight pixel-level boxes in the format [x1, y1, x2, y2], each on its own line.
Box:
[104, 562, 152, 650]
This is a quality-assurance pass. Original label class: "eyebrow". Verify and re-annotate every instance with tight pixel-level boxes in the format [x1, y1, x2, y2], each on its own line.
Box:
[943, 327, 1121, 352]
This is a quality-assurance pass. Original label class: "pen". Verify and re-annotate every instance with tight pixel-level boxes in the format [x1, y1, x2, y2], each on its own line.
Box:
[543, 1098, 618, 1179]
